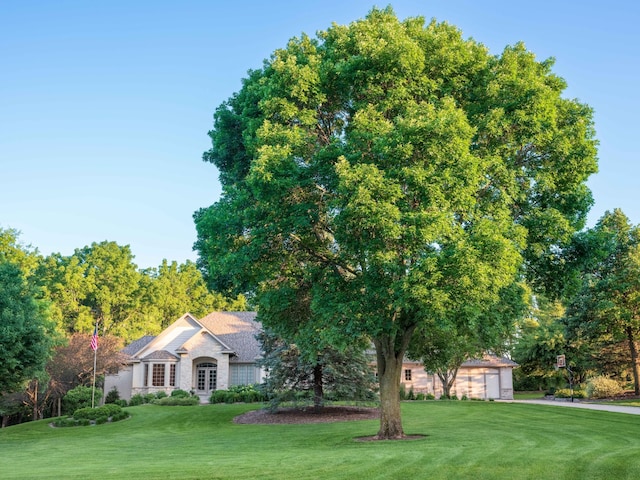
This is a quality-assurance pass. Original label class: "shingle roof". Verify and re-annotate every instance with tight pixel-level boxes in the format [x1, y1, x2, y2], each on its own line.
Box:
[122, 335, 155, 356]
[199, 311, 261, 363]
[461, 355, 519, 368]
[142, 349, 178, 361]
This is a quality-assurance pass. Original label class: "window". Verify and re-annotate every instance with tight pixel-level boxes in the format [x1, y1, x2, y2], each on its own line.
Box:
[230, 364, 257, 386]
[196, 362, 217, 391]
[144, 364, 149, 387]
[152, 364, 165, 386]
[404, 369, 412, 381]
[169, 364, 176, 387]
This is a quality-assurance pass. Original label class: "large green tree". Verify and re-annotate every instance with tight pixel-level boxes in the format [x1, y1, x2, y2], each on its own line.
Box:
[0, 261, 55, 396]
[195, 8, 597, 438]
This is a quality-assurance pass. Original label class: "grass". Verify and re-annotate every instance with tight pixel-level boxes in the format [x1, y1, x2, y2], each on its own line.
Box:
[592, 398, 640, 407]
[2, 401, 640, 479]
[513, 391, 547, 400]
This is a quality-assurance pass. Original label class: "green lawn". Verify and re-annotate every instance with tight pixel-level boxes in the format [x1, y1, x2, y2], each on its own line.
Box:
[593, 398, 640, 407]
[513, 391, 547, 400]
[2, 401, 640, 479]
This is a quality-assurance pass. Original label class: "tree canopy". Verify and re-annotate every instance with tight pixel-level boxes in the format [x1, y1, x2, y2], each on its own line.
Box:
[0, 261, 55, 395]
[564, 209, 640, 393]
[195, 8, 597, 439]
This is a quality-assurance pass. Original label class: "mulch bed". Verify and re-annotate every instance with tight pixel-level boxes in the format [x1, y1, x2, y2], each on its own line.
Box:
[233, 405, 380, 424]
[233, 405, 427, 441]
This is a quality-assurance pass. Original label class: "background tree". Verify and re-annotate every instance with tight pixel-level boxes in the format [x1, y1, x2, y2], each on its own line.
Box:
[409, 282, 527, 397]
[195, 8, 597, 438]
[142, 260, 248, 329]
[563, 209, 640, 394]
[0, 262, 56, 396]
[38, 241, 143, 340]
[512, 295, 569, 390]
[0, 228, 41, 279]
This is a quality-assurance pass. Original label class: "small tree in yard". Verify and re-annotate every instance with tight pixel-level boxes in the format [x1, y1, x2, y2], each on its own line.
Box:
[195, 8, 597, 438]
[258, 329, 376, 411]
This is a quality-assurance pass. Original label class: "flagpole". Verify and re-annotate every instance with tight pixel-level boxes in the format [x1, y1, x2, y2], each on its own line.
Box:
[91, 319, 98, 408]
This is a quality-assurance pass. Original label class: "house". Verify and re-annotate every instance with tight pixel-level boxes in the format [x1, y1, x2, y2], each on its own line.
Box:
[105, 311, 517, 403]
[104, 312, 265, 403]
[399, 355, 518, 400]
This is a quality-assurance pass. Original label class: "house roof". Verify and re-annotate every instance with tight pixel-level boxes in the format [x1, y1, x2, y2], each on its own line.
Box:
[199, 311, 261, 363]
[461, 355, 519, 368]
[123, 335, 155, 356]
[122, 312, 261, 364]
[142, 349, 178, 361]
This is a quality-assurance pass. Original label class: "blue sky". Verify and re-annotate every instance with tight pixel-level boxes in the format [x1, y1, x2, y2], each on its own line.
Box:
[1, 1, 638, 269]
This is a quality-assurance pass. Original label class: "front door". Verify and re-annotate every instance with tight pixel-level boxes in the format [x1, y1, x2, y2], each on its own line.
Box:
[196, 362, 217, 396]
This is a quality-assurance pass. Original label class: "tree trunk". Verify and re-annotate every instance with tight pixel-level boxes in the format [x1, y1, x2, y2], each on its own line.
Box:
[626, 326, 640, 395]
[313, 361, 324, 412]
[32, 379, 38, 421]
[437, 370, 457, 399]
[374, 327, 416, 440]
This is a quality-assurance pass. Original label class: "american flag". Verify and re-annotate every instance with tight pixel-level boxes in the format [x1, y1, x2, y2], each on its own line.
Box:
[90, 326, 98, 351]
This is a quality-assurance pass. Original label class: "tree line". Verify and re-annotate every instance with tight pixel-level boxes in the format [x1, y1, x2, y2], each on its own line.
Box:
[513, 209, 640, 395]
[0, 227, 246, 426]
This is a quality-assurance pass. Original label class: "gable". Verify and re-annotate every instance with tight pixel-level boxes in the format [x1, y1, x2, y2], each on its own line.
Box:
[122, 312, 261, 362]
[199, 312, 261, 363]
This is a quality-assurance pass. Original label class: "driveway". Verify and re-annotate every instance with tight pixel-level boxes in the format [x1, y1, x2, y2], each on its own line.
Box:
[506, 399, 640, 415]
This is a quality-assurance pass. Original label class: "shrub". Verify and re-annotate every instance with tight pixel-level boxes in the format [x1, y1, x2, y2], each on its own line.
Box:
[415, 393, 425, 401]
[63, 386, 103, 415]
[399, 384, 407, 400]
[101, 403, 124, 416]
[209, 385, 266, 404]
[53, 417, 77, 428]
[129, 394, 144, 406]
[155, 391, 168, 399]
[209, 390, 229, 404]
[111, 410, 129, 421]
[586, 376, 624, 399]
[425, 393, 435, 400]
[114, 399, 128, 407]
[554, 389, 587, 399]
[73, 404, 122, 421]
[55, 404, 128, 427]
[104, 387, 120, 404]
[95, 415, 109, 425]
[171, 389, 191, 398]
[143, 393, 156, 403]
[152, 396, 199, 406]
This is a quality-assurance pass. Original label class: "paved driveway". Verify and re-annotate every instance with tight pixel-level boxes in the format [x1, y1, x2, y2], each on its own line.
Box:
[506, 399, 640, 415]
